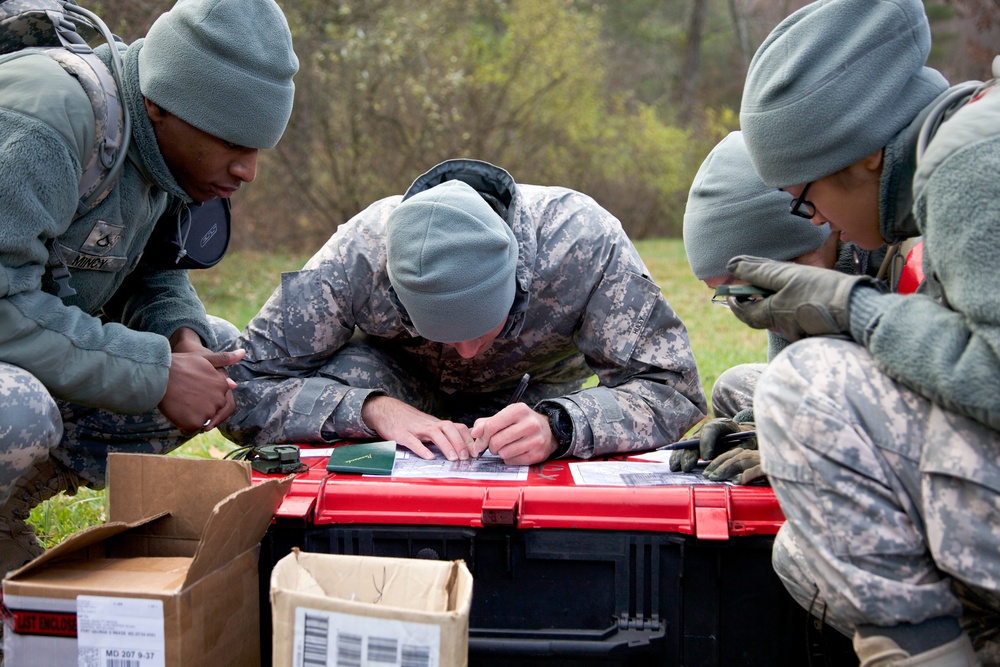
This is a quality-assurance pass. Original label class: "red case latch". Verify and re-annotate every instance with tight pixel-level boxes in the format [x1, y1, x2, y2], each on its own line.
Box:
[693, 486, 732, 540]
[481, 488, 521, 526]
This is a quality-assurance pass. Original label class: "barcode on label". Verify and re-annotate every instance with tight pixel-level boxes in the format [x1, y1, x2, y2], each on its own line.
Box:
[336, 632, 362, 667]
[401, 645, 431, 667]
[367, 636, 398, 663]
[302, 613, 331, 666]
[105, 661, 140, 667]
[294, 607, 440, 667]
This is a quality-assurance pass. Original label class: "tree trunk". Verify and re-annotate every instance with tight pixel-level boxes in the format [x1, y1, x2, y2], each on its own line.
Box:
[728, 0, 753, 73]
[676, 0, 707, 125]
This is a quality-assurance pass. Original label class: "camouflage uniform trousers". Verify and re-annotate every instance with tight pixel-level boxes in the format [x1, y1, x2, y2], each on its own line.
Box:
[755, 337, 1000, 660]
[710, 362, 764, 418]
[322, 333, 585, 434]
[0, 316, 239, 497]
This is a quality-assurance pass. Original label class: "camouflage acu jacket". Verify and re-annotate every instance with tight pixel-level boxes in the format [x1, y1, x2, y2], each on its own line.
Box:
[224, 160, 707, 459]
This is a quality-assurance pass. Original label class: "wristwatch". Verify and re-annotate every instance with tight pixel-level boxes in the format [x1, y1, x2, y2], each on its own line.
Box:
[537, 404, 573, 458]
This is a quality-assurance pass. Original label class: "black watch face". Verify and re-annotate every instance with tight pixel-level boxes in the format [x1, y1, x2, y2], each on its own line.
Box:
[545, 407, 572, 444]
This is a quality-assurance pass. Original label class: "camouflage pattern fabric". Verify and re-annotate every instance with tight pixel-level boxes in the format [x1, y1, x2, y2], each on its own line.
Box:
[757, 338, 1000, 659]
[0, 1, 124, 208]
[224, 161, 708, 458]
[45, 47, 122, 207]
[0, 316, 238, 496]
[0, 1, 74, 51]
[710, 362, 764, 419]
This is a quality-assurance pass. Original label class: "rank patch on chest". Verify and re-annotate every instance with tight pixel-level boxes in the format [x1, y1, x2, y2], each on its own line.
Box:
[81, 220, 125, 256]
[59, 220, 128, 272]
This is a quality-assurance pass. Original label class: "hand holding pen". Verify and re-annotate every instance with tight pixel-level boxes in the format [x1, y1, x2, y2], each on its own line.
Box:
[474, 373, 530, 459]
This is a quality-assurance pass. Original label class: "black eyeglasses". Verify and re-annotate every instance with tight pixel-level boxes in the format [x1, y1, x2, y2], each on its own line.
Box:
[710, 292, 731, 307]
[789, 182, 816, 219]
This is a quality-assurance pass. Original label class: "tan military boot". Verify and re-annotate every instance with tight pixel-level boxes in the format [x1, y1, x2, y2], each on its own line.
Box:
[854, 631, 980, 667]
[0, 457, 81, 578]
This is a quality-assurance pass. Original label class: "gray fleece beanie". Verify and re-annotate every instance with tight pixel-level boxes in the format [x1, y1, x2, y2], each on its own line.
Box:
[740, 0, 948, 188]
[387, 180, 518, 343]
[139, 0, 298, 149]
[684, 132, 831, 280]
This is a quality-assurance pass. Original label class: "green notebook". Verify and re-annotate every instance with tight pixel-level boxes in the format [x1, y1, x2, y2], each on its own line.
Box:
[326, 440, 397, 475]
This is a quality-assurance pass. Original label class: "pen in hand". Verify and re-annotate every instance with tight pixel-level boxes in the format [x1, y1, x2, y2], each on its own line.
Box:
[476, 373, 531, 459]
[505, 372, 530, 406]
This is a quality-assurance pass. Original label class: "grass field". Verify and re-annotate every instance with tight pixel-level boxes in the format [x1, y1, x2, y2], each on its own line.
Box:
[30, 238, 767, 548]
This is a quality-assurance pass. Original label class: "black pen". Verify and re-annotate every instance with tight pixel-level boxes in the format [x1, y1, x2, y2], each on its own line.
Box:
[656, 430, 757, 451]
[505, 373, 530, 406]
[476, 373, 530, 458]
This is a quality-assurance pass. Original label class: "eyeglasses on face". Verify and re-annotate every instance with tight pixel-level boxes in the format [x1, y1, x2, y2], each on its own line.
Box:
[788, 181, 816, 219]
[710, 291, 732, 307]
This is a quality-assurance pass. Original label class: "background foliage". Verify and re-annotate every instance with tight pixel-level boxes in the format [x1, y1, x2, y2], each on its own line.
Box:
[94, 0, 999, 250]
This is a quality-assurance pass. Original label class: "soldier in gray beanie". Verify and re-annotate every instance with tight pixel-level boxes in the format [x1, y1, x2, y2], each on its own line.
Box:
[740, 0, 947, 189]
[738, 0, 949, 253]
[224, 159, 707, 469]
[676, 131, 836, 484]
[139, 0, 297, 150]
[726, 0, 1000, 663]
[386, 180, 518, 344]
[683, 132, 832, 283]
[0, 0, 297, 588]
[679, 130, 885, 484]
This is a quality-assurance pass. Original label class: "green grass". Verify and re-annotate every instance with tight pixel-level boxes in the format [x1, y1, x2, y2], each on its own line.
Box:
[32, 240, 767, 547]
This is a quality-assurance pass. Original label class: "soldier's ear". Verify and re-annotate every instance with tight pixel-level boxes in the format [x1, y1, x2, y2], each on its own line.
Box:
[143, 97, 169, 121]
[861, 148, 883, 172]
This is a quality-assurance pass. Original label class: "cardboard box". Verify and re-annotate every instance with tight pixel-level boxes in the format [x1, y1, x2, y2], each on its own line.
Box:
[270, 549, 472, 667]
[1, 453, 292, 667]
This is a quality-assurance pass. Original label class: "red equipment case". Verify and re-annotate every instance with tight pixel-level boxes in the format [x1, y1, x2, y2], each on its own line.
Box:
[254, 446, 857, 666]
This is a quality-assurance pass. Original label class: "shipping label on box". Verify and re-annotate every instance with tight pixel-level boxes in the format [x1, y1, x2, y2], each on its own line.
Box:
[77, 596, 165, 667]
[293, 607, 441, 667]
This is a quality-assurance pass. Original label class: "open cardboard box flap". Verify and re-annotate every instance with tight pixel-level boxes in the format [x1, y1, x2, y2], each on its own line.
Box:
[280, 548, 464, 613]
[186, 477, 292, 584]
[7, 512, 173, 579]
[108, 454, 252, 528]
[8, 454, 292, 589]
[2, 454, 295, 667]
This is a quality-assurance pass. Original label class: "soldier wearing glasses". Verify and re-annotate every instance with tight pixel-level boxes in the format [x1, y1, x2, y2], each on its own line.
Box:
[724, 0, 1000, 663]
[677, 130, 886, 485]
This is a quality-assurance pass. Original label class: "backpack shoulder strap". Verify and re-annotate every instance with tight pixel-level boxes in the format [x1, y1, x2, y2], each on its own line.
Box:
[0, 0, 130, 217]
[44, 47, 125, 213]
[875, 236, 923, 292]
